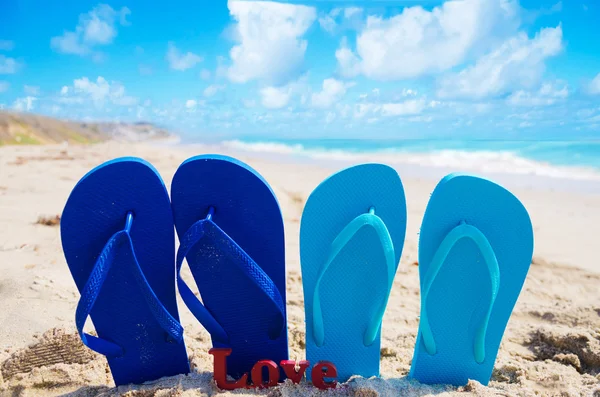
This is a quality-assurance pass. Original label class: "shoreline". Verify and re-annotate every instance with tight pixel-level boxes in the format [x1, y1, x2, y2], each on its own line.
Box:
[164, 140, 600, 196]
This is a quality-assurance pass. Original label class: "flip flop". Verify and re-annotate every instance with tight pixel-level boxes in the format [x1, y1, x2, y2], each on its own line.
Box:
[300, 163, 406, 382]
[61, 157, 190, 386]
[409, 174, 534, 386]
[171, 155, 288, 381]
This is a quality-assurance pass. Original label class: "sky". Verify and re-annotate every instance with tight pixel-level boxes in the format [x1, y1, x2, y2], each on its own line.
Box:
[0, 0, 599, 140]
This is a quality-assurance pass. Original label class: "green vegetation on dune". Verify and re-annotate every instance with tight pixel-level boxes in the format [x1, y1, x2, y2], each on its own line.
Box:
[13, 133, 42, 145]
[59, 126, 96, 144]
[0, 111, 170, 146]
[0, 112, 81, 145]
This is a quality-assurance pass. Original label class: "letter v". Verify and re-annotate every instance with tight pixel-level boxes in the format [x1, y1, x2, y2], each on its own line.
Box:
[280, 360, 310, 383]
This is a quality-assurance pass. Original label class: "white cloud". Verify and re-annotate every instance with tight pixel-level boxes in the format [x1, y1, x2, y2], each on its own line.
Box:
[12, 96, 37, 112]
[588, 114, 600, 123]
[60, 86, 69, 95]
[353, 98, 429, 118]
[112, 95, 137, 106]
[50, 5, 130, 57]
[318, 14, 336, 33]
[185, 99, 197, 109]
[354, 103, 374, 118]
[203, 84, 224, 97]
[227, 1, 316, 86]
[91, 53, 106, 64]
[336, 0, 520, 80]
[57, 96, 84, 105]
[507, 81, 568, 106]
[135, 105, 144, 119]
[24, 85, 40, 96]
[519, 121, 533, 128]
[386, 88, 418, 99]
[260, 85, 293, 109]
[0, 55, 18, 74]
[258, 78, 310, 109]
[215, 55, 228, 79]
[335, 37, 361, 77]
[325, 111, 336, 123]
[0, 81, 8, 93]
[319, 7, 363, 34]
[166, 42, 203, 71]
[68, 76, 137, 107]
[549, 1, 562, 13]
[83, 6, 128, 44]
[243, 99, 257, 108]
[139, 65, 153, 75]
[344, 7, 363, 19]
[585, 73, 600, 95]
[408, 115, 433, 123]
[51, 32, 88, 55]
[474, 103, 493, 113]
[311, 78, 353, 108]
[437, 26, 563, 99]
[381, 99, 427, 116]
[0, 40, 14, 51]
[200, 69, 211, 80]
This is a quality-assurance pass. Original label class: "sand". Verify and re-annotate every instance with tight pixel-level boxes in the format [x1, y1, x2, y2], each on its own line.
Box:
[0, 141, 599, 397]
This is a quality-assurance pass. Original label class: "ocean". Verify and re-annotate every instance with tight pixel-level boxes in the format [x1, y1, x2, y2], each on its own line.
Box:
[212, 138, 600, 182]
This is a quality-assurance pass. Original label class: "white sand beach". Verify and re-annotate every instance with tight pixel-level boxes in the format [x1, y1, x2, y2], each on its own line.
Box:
[1, 141, 599, 396]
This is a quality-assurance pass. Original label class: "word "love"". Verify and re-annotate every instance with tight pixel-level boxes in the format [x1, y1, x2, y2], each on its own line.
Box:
[209, 348, 338, 390]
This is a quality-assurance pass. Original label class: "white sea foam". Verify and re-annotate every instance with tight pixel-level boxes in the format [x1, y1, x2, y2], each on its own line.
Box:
[222, 139, 600, 182]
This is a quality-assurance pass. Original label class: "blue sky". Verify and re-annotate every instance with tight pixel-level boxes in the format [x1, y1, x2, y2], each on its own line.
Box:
[0, 0, 599, 140]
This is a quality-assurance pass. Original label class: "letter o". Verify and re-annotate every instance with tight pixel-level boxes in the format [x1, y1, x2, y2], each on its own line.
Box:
[251, 360, 280, 388]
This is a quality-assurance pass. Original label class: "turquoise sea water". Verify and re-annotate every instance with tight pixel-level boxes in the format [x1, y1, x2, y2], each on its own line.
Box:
[211, 137, 600, 181]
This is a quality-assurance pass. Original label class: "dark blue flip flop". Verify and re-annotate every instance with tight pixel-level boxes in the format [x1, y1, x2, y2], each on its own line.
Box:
[171, 155, 288, 381]
[61, 157, 190, 386]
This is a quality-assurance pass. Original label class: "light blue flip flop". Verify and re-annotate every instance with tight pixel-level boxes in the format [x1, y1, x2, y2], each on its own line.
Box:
[300, 163, 406, 382]
[409, 173, 534, 386]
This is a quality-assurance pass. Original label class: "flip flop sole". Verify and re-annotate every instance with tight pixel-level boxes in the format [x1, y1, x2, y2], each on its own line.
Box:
[410, 173, 533, 386]
[300, 163, 406, 382]
[61, 157, 189, 386]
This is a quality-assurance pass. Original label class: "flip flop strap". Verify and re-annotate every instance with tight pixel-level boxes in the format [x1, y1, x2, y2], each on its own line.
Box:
[419, 221, 500, 364]
[176, 212, 286, 344]
[75, 213, 184, 358]
[312, 207, 396, 347]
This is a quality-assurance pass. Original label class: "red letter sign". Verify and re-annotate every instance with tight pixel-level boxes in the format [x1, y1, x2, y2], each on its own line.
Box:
[208, 348, 248, 390]
[311, 361, 338, 390]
